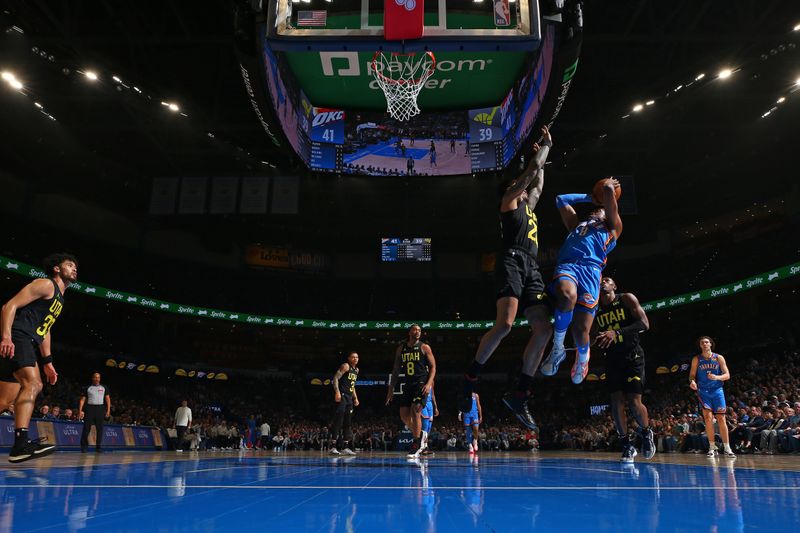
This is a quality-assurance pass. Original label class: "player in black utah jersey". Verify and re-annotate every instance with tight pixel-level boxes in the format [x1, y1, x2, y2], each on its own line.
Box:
[461, 127, 553, 430]
[386, 324, 436, 458]
[0, 253, 78, 463]
[330, 351, 360, 455]
[594, 276, 654, 463]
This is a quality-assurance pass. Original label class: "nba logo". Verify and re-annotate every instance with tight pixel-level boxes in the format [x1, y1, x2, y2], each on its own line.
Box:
[494, 0, 510, 27]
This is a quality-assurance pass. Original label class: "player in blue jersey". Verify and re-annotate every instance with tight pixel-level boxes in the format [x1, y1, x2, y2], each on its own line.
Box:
[419, 387, 438, 456]
[689, 336, 736, 458]
[458, 392, 482, 454]
[541, 178, 622, 384]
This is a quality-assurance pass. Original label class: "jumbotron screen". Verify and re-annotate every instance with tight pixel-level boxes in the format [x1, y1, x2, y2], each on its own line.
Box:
[381, 238, 432, 262]
[259, 26, 554, 176]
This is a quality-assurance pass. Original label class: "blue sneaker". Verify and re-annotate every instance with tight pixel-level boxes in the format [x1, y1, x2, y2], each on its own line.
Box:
[540, 344, 566, 376]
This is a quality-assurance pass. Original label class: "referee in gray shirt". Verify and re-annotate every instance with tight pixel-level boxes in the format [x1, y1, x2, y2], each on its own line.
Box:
[79, 372, 111, 453]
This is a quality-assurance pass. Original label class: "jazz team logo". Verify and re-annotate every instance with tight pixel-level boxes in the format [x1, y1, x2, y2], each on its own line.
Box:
[395, 0, 417, 11]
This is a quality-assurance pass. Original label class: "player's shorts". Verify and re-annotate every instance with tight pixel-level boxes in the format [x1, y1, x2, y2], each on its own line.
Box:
[496, 248, 549, 311]
[697, 388, 726, 414]
[605, 345, 645, 394]
[551, 262, 603, 316]
[335, 393, 354, 414]
[463, 412, 479, 426]
[398, 380, 428, 408]
[0, 331, 39, 383]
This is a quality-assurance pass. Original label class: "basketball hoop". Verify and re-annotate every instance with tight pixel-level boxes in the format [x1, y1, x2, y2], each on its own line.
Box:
[371, 51, 436, 121]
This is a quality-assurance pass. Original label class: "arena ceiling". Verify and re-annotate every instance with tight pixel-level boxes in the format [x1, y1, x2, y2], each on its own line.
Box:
[0, 0, 797, 251]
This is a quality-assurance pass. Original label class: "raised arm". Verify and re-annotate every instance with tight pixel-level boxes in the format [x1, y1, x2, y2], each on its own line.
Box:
[601, 178, 623, 239]
[555, 192, 594, 232]
[501, 127, 552, 211]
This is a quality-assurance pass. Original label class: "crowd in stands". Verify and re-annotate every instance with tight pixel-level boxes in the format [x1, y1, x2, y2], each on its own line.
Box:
[6, 345, 797, 457]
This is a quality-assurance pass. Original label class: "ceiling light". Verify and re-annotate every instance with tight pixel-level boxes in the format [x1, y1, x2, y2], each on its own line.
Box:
[794, 23, 800, 31]
[85, 71, 98, 81]
[674, 84, 683, 91]
[796, 78, 800, 86]
[717, 69, 732, 79]
[112, 75, 121, 83]
[645, 100, 655, 106]
[695, 73, 705, 80]
[133, 86, 142, 93]
[1, 71, 16, 82]
[777, 97, 785, 103]
[9, 79, 22, 90]
[169, 103, 179, 112]
[632, 104, 643, 112]
[34, 102, 42, 108]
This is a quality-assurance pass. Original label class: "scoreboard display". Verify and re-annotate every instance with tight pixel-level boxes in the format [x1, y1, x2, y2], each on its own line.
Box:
[381, 238, 432, 262]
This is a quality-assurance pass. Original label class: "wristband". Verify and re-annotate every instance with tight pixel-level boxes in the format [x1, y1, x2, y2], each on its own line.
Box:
[556, 193, 594, 209]
[40, 354, 53, 365]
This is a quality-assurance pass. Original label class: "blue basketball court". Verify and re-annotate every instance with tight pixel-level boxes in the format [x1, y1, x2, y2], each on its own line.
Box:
[1, 451, 797, 531]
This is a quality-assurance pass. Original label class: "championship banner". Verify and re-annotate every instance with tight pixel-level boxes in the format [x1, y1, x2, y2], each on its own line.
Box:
[0, 254, 797, 330]
[384, 0, 424, 41]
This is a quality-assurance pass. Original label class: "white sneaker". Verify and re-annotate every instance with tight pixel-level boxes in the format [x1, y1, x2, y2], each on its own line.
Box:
[541, 344, 567, 376]
[468, 443, 474, 454]
[330, 448, 340, 455]
[706, 449, 718, 458]
[342, 448, 356, 456]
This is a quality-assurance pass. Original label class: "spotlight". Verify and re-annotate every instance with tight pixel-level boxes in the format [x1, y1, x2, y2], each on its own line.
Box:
[796, 78, 800, 86]
[169, 103, 179, 112]
[632, 104, 643, 112]
[85, 70, 98, 81]
[34, 102, 42, 108]
[777, 97, 785, 103]
[717, 69, 733, 79]
[9, 79, 23, 90]
[112, 75, 121, 83]
[646, 100, 655, 106]
[695, 73, 705, 80]
[1, 71, 15, 82]
[794, 23, 800, 31]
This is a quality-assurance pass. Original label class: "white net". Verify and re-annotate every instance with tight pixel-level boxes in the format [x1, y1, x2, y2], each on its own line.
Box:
[371, 51, 436, 121]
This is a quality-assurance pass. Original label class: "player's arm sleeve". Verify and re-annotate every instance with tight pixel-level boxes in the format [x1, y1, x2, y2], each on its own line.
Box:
[618, 294, 649, 335]
[555, 194, 591, 232]
[601, 182, 623, 238]
[332, 363, 347, 394]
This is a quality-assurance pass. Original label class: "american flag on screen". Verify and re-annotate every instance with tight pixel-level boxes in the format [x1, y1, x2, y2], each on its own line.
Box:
[297, 10, 327, 27]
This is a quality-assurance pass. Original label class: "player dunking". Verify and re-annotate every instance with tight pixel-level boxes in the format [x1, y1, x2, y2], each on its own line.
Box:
[386, 324, 436, 458]
[0, 253, 77, 463]
[541, 178, 622, 384]
[458, 392, 482, 455]
[594, 277, 654, 463]
[330, 351, 359, 455]
[689, 336, 736, 458]
[461, 127, 553, 430]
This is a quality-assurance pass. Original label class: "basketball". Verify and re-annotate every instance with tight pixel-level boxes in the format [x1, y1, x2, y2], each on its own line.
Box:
[592, 178, 622, 204]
